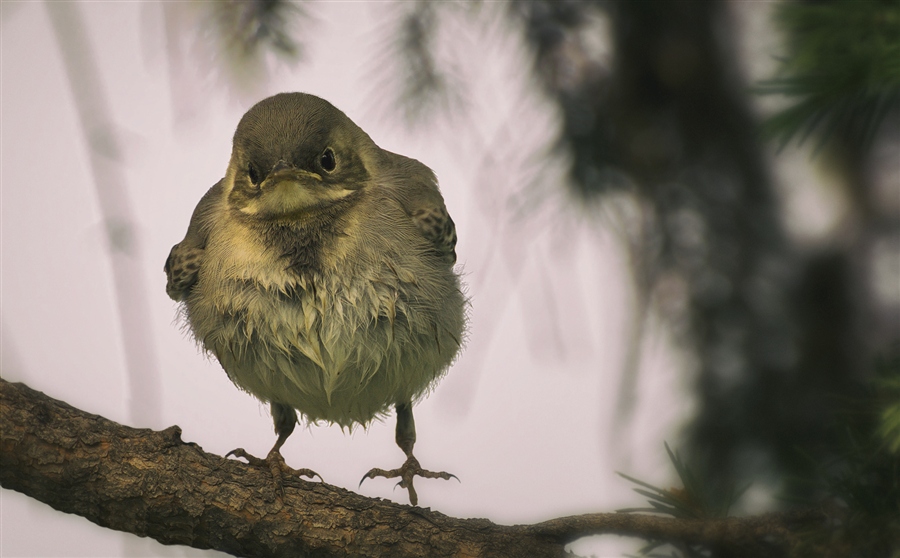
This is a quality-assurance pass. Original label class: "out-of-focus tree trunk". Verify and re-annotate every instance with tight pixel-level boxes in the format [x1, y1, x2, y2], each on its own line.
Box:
[604, 0, 802, 487]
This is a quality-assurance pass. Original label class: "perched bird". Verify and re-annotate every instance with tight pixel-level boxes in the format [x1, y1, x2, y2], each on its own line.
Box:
[165, 92, 466, 505]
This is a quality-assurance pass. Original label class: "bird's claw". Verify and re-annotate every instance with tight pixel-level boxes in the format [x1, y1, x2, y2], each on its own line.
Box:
[359, 455, 457, 506]
[226, 447, 266, 467]
[226, 447, 321, 497]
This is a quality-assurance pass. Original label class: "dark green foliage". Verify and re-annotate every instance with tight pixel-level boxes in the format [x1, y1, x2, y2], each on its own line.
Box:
[758, 0, 900, 152]
[786, 349, 900, 558]
[878, 349, 900, 453]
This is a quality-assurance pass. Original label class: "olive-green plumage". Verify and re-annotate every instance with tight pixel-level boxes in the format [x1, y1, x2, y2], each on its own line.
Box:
[165, 93, 465, 504]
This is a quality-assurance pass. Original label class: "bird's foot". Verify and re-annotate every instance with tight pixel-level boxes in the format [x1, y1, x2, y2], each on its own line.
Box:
[359, 455, 458, 506]
[226, 447, 321, 496]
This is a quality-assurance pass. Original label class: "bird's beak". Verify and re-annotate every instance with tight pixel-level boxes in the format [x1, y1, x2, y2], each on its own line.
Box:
[266, 162, 322, 189]
[236, 159, 352, 218]
[270, 159, 320, 178]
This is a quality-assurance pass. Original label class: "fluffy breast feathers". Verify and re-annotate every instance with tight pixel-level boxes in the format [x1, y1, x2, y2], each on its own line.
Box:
[167, 167, 465, 427]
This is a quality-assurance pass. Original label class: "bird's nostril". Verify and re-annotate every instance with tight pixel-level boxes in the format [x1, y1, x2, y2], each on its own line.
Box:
[272, 159, 291, 173]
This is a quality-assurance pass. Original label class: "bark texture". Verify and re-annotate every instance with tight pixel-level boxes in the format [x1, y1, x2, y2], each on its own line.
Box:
[0, 378, 822, 557]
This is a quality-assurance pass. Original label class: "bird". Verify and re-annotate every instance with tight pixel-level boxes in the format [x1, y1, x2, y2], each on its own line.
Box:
[164, 92, 466, 505]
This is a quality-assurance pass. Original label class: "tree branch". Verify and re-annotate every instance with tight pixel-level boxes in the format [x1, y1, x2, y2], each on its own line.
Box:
[0, 377, 823, 557]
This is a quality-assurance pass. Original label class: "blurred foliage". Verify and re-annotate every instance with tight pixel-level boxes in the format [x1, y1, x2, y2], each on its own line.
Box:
[507, 0, 900, 506]
[511, 0, 623, 198]
[210, 0, 305, 60]
[619, 444, 748, 521]
[617, 352, 900, 558]
[879, 354, 900, 454]
[786, 348, 900, 558]
[512, 0, 813, 495]
[758, 0, 900, 152]
[365, 1, 469, 127]
[618, 443, 750, 558]
[168, 0, 307, 97]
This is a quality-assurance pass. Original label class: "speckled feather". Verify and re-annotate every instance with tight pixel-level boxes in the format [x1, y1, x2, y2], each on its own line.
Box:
[165, 93, 465, 428]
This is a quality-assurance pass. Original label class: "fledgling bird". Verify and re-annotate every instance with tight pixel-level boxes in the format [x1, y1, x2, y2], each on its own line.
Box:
[164, 92, 466, 505]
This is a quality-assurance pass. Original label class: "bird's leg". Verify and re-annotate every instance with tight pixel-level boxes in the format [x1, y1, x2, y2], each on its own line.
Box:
[359, 402, 457, 506]
[227, 403, 321, 495]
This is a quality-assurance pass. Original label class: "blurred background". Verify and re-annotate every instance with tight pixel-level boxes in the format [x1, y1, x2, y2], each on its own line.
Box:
[1, 1, 897, 557]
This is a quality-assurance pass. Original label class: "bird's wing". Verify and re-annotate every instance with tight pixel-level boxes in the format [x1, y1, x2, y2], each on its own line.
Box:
[409, 203, 457, 264]
[164, 181, 222, 301]
[384, 152, 458, 264]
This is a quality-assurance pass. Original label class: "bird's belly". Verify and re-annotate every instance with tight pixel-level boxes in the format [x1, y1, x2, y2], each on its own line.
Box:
[186, 273, 461, 427]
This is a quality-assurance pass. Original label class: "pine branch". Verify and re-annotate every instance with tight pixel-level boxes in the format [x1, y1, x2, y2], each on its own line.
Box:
[0, 377, 823, 557]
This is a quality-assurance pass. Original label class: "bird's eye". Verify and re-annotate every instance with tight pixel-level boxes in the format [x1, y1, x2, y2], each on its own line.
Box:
[248, 163, 261, 186]
[320, 148, 336, 173]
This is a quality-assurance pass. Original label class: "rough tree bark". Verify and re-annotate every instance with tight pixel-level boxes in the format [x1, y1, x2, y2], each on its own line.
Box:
[0, 378, 822, 557]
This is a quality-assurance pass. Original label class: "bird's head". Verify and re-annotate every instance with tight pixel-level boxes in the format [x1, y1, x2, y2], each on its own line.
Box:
[224, 93, 377, 220]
